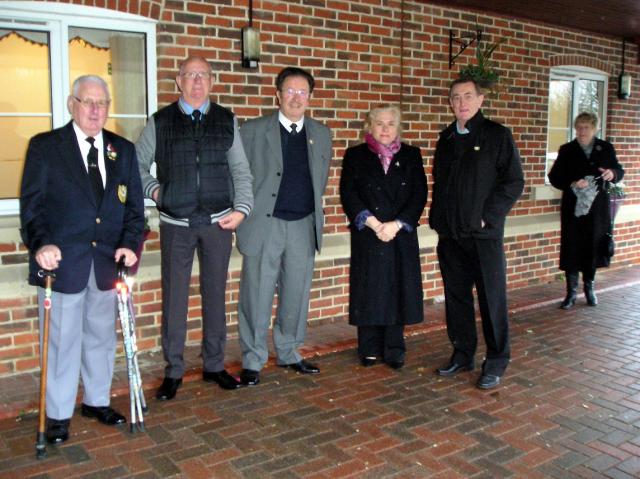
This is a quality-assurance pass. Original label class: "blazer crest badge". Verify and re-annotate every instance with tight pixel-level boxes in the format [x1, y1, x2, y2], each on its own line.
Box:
[117, 184, 127, 204]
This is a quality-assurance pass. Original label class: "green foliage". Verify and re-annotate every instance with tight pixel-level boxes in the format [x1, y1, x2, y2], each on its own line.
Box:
[459, 35, 504, 86]
[607, 181, 626, 198]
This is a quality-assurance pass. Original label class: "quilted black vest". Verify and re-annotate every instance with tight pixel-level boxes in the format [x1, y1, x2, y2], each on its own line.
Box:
[154, 102, 234, 218]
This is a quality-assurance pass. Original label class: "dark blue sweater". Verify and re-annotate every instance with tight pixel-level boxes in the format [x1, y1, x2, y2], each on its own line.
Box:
[273, 124, 315, 220]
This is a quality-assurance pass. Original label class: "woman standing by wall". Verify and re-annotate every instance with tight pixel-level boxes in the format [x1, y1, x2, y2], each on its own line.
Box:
[340, 105, 428, 369]
[548, 112, 624, 309]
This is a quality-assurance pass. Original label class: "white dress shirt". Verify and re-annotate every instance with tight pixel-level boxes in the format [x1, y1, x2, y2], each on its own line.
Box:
[72, 122, 106, 188]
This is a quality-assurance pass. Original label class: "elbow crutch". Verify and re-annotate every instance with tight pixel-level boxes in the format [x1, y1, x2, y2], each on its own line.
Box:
[116, 258, 148, 432]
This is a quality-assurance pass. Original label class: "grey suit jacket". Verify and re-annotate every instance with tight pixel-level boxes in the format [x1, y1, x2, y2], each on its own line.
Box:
[236, 112, 332, 256]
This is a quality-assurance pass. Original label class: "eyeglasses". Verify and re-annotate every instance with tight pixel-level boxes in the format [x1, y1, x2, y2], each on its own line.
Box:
[181, 71, 212, 80]
[282, 88, 309, 98]
[72, 96, 110, 109]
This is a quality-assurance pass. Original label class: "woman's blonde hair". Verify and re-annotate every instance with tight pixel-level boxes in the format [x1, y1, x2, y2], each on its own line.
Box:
[574, 111, 598, 128]
[365, 104, 402, 136]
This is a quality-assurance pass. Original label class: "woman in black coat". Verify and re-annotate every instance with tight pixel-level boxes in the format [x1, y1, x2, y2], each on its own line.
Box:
[548, 112, 624, 309]
[340, 105, 428, 369]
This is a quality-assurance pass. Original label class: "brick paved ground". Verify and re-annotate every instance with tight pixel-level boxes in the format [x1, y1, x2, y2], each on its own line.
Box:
[1, 266, 640, 478]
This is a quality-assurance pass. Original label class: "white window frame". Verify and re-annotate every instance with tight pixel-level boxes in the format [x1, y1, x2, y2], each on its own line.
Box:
[0, 2, 157, 215]
[545, 66, 608, 177]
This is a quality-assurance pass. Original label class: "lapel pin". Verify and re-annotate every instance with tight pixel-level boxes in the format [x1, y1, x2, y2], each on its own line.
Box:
[473, 146, 480, 151]
[107, 143, 118, 161]
[595, 145, 602, 151]
[309, 139, 314, 145]
[395, 161, 400, 167]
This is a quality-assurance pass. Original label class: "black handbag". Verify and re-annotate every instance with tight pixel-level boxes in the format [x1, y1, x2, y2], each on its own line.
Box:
[603, 232, 615, 258]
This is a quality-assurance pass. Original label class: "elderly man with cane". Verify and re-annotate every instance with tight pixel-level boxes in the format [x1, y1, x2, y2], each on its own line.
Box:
[20, 74, 144, 448]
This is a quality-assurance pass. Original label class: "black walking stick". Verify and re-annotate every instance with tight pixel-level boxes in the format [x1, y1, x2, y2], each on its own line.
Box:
[35, 270, 55, 459]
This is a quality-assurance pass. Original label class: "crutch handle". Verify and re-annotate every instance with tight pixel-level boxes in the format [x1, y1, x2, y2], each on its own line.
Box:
[37, 269, 56, 280]
[116, 256, 128, 282]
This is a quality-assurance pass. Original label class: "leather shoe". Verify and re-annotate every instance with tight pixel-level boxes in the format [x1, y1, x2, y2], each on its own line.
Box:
[436, 361, 474, 377]
[360, 356, 377, 367]
[46, 418, 70, 444]
[280, 359, 320, 374]
[477, 374, 501, 389]
[156, 377, 182, 401]
[81, 404, 126, 425]
[203, 369, 241, 390]
[386, 360, 404, 370]
[240, 369, 260, 386]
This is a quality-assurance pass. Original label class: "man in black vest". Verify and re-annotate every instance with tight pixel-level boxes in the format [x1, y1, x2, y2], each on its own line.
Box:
[136, 56, 253, 400]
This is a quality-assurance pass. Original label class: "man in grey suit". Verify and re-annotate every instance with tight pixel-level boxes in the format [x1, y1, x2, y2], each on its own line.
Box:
[236, 67, 332, 386]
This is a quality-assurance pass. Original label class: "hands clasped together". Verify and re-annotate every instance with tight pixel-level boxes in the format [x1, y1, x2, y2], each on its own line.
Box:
[365, 216, 402, 242]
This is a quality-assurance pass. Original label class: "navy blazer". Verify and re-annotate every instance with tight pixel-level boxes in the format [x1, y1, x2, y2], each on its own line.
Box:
[20, 121, 145, 293]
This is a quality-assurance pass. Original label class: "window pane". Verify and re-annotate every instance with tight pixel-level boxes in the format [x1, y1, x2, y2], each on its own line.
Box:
[0, 30, 51, 199]
[548, 80, 572, 129]
[0, 117, 52, 198]
[104, 117, 147, 144]
[548, 130, 570, 157]
[69, 27, 146, 141]
[577, 79, 604, 136]
[577, 80, 603, 117]
[547, 80, 572, 163]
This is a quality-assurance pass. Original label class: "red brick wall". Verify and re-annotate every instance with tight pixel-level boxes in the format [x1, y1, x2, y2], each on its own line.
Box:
[1, 0, 639, 376]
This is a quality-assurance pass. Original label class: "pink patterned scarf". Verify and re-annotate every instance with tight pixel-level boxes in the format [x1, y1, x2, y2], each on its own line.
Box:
[365, 133, 401, 174]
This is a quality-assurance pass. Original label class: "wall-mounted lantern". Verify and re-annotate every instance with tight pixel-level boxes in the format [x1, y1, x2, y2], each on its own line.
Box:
[241, 0, 260, 69]
[618, 38, 631, 99]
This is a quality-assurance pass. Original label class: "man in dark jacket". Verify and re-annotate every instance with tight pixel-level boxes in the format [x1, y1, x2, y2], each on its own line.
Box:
[136, 56, 253, 400]
[20, 75, 144, 443]
[429, 78, 524, 389]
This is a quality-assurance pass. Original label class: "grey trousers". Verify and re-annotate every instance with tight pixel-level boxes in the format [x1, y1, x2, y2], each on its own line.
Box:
[38, 264, 117, 420]
[160, 222, 232, 378]
[238, 215, 316, 371]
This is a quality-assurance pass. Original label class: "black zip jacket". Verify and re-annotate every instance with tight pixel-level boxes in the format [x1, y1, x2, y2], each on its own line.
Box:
[429, 111, 524, 240]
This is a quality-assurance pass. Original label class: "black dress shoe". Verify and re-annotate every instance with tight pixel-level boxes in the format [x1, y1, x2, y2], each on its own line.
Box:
[46, 418, 70, 444]
[81, 404, 126, 425]
[360, 356, 377, 367]
[386, 360, 404, 370]
[155, 377, 182, 401]
[280, 359, 320, 374]
[203, 369, 241, 390]
[436, 361, 474, 377]
[240, 369, 260, 386]
[477, 374, 501, 389]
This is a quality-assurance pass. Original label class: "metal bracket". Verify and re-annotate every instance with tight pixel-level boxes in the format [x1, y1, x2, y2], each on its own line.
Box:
[449, 28, 482, 69]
